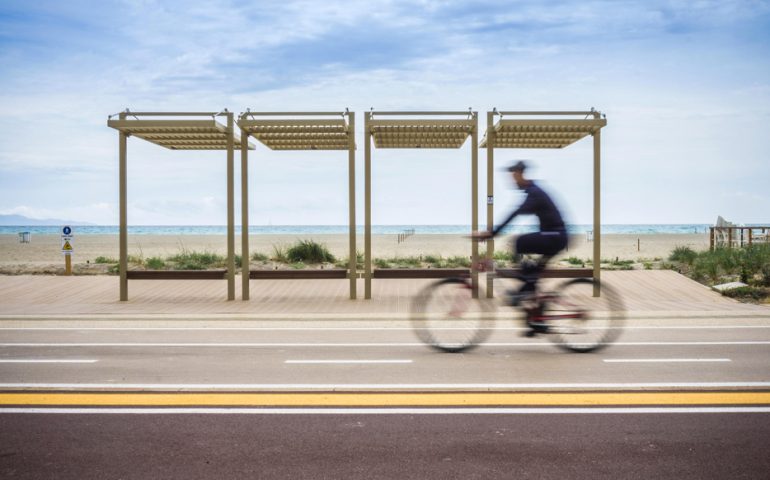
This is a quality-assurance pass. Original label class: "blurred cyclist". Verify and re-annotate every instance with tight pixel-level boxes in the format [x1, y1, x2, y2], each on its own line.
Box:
[473, 160, 568, 305]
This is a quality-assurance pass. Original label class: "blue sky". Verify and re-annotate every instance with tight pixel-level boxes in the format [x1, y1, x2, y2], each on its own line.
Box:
[1, 0, 768, 226]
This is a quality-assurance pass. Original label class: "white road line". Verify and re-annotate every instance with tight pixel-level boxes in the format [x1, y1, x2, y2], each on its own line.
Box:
[1, 382, 769, 390]
[604, 358, 732, 363]
[1, 341, 769, 347]
[285, 359, 413, 364]
[1, 325, 769, 331]
[0, 359, 98, 364]
[2, 407, 770, 415]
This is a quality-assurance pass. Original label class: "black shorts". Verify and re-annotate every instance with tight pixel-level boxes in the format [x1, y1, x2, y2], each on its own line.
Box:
[515, 231, 568, 257]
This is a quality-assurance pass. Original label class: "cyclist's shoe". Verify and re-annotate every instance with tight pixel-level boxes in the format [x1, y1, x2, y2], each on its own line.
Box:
[522, 318, 550, 337]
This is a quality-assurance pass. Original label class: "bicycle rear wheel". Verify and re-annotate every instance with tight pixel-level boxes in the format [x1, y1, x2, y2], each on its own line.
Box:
[410, 278, 495, 353]
[541, 278, 625, 353]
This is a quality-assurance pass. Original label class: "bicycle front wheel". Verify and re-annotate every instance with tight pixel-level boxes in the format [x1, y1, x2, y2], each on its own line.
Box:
[542, 278, 625, 353]
[410, 278, 494, 353]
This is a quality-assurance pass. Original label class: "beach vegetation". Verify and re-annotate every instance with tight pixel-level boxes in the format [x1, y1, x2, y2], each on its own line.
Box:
[669, 246, 698, 265]
[493, 250, 514, 263]
[94, 256, 117, 264]
[290, 262, 306, 269]
[251, 252, 269, 262]
[565, 256, 585, 267]
[167, 250, 225, 270]
[374, 258, 392, 268]
[145, 257, 165, 269]
[127, 255, 144, 265]
[669, 244, 770, 302]
[271, 245, 289, 263]
[286, 240, 335, 264]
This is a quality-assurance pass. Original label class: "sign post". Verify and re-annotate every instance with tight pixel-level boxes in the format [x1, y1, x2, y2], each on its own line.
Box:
[61, 226, 73, 276]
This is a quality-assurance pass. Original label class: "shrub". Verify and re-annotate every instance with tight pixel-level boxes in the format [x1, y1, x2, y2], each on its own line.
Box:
[271, 245, 289, 263]
[94, 256, 117, 264]
[167, 250, 225, 270]
[565, 256, 585, 267]
[374, 258, 392, 268]
[286, 240, 335, 264]
[251, 252, 268, 262]
[669, 246, 698, 265]
[145, 257, 165, 269]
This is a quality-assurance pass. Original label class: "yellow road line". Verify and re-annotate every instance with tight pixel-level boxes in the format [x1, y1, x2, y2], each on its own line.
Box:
[1, 392, 769, 407]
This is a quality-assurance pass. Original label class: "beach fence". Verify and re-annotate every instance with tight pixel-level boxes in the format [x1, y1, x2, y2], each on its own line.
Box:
[710, 226, 770, 250]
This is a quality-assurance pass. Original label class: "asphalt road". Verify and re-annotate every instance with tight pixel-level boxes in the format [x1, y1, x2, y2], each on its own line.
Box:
[2, 412, 769, 479]
[1, 316, 769, 478]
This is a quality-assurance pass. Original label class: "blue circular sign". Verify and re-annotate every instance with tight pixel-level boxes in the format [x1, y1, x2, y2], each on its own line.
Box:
[62, 226, 72, 235]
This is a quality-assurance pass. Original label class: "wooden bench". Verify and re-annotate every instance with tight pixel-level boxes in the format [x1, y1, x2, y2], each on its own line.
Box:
[250, 269, 349, 280]
[371, 268, 594, 280]
[126, 270, 227, 280]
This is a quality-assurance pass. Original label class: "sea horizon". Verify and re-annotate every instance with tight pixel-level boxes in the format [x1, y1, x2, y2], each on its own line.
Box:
[0, 224, 711, 236]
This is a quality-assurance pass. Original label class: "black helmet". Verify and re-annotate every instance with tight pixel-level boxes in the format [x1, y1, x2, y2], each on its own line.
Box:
[507, 160, 527, 173]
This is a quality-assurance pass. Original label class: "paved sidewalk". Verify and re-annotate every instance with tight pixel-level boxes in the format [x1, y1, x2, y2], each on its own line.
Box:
[0, 271, 767, 319]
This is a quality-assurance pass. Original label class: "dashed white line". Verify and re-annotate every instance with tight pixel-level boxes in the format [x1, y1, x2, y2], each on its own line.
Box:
[604, 358, 731, 363]
[0, 359, 98, 364]
[285, 359, 413, 365]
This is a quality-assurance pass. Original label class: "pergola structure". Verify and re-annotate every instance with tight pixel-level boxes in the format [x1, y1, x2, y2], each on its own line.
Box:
[481, 109, 607, 295]
[364, 111, 479, 299]
[237, 111, 357, 300]
[107, 110, 254, 301]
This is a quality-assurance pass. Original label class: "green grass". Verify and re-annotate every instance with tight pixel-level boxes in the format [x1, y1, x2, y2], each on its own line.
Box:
[668, 244, 770, 302]
[565, 256, 585, 267]
[166, 249, 225, 270]
[374, 258, 392, 268]
[127, 255, 144, 265]
[251, 252, 269, 262]
[145, 257, 165, 269]
[286, 240, 335, 264]
[271, 245, 289, 263]
[93, 256, 117, 264]
[669, 246, 698, 265]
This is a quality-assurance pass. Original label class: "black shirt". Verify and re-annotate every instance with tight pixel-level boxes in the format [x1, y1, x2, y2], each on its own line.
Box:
[492, 181, 566, 236]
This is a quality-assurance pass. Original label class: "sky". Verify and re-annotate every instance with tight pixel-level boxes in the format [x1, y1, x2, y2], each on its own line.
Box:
[0, 0, 768, 227]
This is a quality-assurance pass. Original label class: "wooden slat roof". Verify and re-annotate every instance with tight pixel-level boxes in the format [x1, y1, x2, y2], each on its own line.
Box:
[368, 119, 474, 149]
[238, 118, 352, 151]
[481, 118, 606, 149]
[107, 119, 254, 150]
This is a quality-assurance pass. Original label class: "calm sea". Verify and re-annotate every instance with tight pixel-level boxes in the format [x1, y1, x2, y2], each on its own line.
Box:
[1, 225, 710, 235]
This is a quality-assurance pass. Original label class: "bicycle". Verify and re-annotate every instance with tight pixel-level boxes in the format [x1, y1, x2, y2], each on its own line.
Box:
[410, 249, 625, 354]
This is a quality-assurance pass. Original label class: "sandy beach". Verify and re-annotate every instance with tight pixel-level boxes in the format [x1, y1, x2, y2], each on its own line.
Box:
[0, 233, 710, 273]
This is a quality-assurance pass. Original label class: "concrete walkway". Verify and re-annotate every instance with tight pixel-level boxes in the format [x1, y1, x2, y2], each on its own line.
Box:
[0, 271, 767, 318]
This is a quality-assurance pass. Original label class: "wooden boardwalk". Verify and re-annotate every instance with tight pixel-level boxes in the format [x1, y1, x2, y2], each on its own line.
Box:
[0, 271, 766, 316]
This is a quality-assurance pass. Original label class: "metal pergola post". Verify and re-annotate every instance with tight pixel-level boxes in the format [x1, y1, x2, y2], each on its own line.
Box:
[364, 112, 373, 299]
[347, 112, 357, 299]
[240, 125, 250, 300]
[226, 111, 235, 300]
[485, 110, 495, 298]
[119, 111, 128, 301]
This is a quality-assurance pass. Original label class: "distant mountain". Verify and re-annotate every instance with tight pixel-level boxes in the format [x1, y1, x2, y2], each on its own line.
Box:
[0, 214, 95, 226]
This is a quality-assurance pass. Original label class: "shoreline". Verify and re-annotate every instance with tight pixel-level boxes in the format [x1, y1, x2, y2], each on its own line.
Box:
[1, 233, 710, 273]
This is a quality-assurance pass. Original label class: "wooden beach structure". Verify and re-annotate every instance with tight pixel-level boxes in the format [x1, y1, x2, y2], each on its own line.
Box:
[237, 111, 357, 300]
[363, 111, 480, 299]
[710, 226, 770, 250]
[107, 110, 254, 301]
[481, 109, 607, 295]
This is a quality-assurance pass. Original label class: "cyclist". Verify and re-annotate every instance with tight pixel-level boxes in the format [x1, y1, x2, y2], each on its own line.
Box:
[473, 160, 568, 321]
